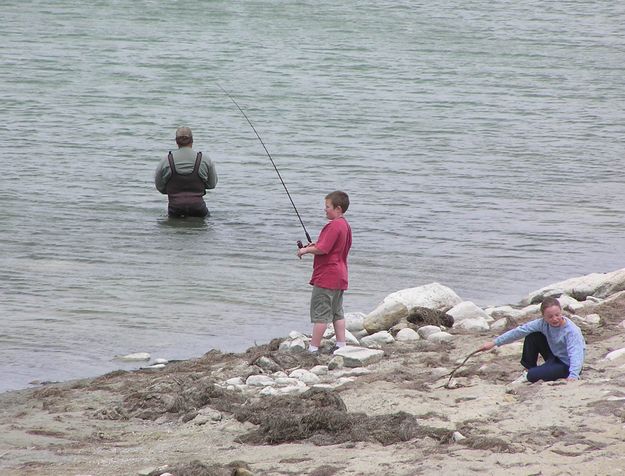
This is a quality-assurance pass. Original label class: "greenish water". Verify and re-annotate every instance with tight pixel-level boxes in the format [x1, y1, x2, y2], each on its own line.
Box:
[1, 0, 624, 392]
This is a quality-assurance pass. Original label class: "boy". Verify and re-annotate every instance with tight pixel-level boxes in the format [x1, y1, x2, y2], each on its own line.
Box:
[478, 296, 585, 382]
[297, 191, 352, 353]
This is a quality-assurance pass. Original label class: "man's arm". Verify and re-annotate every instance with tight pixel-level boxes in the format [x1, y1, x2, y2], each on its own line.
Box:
[201, 158, 218, 189]
[154, 160, 170, 194]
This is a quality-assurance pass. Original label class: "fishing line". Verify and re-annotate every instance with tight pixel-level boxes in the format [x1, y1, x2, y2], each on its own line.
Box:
[218, 84, 312, 246]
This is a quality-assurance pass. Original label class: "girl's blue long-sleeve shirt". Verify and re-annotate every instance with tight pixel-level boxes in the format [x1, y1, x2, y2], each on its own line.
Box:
[495, 317, 585, 379]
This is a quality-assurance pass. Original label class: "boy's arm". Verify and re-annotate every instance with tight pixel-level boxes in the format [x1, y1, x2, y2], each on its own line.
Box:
[296, 243, 325, 258]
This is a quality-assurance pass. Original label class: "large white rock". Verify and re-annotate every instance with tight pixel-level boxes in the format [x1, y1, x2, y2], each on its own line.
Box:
[274, 377, 303, 387]
[345, 330, 360, 345]
[289, 369, 321, 385]
[277, 385, 308, 395]
[363, 300, 409, 334]
[225, 377, 244, 386]
[520, 304, 541, 319]
[310, 365, 328, 376]
[573, 313, 601, 326]
[604, 348, 625, 361]
[278, 338, 308, 352]
[323, 328, 359, 345]
[523, 268, 625, 303]
[490, 318, 508, 332]
[246, 375, 276, 387]
[585, 314, 601, 324]
[345, 312, 366, 332]
[448, 301, 493, 323]
[332, 367, 372, 378]
[557, 295, 584, 312]
[386, 283, 463, 310]
[288, 330, 309, 340]
[427, 331, 453, 343]
[259, 387, 279, 396]
[485, 304, 541, 322]
[417, 325, 442, 339]
[453, 318, 490, 332]
[364, 283, 462, 334]
[333, 346, 384, 368]
[396, 328, 420, 341]
[485, 305, 524, 320]
[360, 331, 395, 347]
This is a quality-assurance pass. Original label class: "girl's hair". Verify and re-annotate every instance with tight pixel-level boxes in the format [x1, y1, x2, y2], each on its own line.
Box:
[325, 191, 350, 212]
[540, 296, 561, 314]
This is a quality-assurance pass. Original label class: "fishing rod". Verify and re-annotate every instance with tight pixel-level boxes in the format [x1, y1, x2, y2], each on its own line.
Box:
[218, 84, 312, 247]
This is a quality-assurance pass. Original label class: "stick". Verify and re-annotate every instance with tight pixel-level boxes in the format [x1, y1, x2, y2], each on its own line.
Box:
[443, 349, 482, 388]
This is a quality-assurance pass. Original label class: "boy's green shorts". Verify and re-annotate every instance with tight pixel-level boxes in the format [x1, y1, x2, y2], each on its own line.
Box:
[310, 286, 345, 323]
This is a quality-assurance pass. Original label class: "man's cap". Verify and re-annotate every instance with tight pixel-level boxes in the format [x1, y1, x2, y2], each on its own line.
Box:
[175, 126, 193, 140]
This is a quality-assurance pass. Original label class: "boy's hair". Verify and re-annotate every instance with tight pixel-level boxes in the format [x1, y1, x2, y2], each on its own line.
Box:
[540, 296, 561, 314]
[326, 191, 349, 212]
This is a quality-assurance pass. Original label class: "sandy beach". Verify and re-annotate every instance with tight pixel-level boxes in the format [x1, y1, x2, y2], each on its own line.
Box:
[2, 278, 625, 476]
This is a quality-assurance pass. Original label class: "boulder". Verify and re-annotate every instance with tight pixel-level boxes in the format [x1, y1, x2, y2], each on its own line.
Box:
[396, 328, 420, 341]
[557, 295, 584, 312]
[333, 346, 384, 368]
[246, 375, 276, 387]
[360, 331, 395, 347]
[364, 283, 462, 333]
[604, 348, 625, 361]
[289, 369, 321, 385]
[427, 332, 453, 343]
[485, 305, 524, 320]
[417, 325, 442, 339]
[345, 312, 366, 332]
[453, 318, 490, 332]
[523, 268, 625, 304]
[490, 318, 508, 332]
[363, 300, 409, 334]
[448, 301, 493, 323]
[386, 283, 463, 310]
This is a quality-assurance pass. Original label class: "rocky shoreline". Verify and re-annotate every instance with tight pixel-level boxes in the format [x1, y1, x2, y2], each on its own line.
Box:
[2, 269, 625, 475]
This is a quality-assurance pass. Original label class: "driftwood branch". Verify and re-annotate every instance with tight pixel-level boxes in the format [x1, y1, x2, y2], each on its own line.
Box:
[442, 349, 482, 389]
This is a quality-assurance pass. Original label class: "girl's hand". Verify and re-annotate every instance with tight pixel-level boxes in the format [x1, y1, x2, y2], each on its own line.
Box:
[478, 341, 496, 352]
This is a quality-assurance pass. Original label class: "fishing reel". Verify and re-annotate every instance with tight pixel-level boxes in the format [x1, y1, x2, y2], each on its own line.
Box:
[297, 240, 304, 249]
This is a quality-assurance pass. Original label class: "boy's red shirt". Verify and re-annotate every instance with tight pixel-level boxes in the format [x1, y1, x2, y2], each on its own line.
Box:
[310, 216, 352, 290]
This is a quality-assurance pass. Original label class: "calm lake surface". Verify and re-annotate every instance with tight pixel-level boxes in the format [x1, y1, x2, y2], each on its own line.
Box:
[1, 1, 624, 392]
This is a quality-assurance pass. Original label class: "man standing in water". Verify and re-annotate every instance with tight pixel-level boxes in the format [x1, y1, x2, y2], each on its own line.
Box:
[155, 126, 218, 217]
[297, 191, 352, 353]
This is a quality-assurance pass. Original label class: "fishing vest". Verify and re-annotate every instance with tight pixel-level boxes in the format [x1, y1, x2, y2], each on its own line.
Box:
[165, 151, 206, 208]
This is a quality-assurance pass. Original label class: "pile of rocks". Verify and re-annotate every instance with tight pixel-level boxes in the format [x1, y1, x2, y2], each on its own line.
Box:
[215, 269, 625, 398]
[148, 270, 625, 400]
